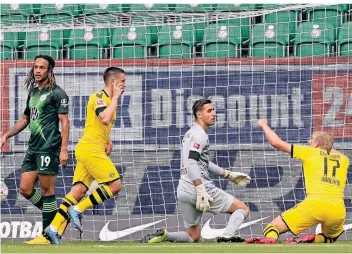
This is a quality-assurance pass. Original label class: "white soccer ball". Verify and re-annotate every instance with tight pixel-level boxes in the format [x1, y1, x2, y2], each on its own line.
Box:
[0, 180, 8, 202]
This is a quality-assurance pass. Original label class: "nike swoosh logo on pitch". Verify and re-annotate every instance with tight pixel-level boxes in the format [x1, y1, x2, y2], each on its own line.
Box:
[201, 217, 269, 239]
[99, 219, 165, 241]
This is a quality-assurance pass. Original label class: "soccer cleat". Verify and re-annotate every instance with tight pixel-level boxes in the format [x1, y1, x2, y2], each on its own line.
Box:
[44, 226, 61, 244]
[216, 234, 245, 243]
[140, 229, 168, 244]
[245, 236, 277, 244]
[68, 207, 83, 233]
[24, 234, 51, 245]
[285, 234, 315, 244]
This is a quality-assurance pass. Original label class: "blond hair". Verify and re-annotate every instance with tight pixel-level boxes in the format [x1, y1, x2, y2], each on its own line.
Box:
[313, 131, 334, 153]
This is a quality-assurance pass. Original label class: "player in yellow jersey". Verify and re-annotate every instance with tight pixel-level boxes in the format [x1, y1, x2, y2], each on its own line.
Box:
[246, 119, 349, 244]
[44, 67, 126, 244]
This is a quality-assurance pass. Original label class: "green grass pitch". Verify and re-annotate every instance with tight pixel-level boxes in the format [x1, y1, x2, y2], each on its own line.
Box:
[2, 241, 352, 253]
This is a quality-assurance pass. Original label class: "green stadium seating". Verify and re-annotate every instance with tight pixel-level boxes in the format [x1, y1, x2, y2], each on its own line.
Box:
[262, 4, 300, 34]
[158, 24, 196, 58]
[38, 4, 81, 24]
[67, 28, 109, 59]
[126, 5, 172, 44]
[338, 21, 352, 56]
[1, 4, 33, 24]
[295, 22, 336, 57]
[110, 26, 152, 59]
[214, 4, 257, 12]
[307, 4, 348, 28]
[294, 22, 336, 57]
[218, 18, 251, 39]
[175, 4, 214, 13]
[202, 24, 242, 58]
[128, 4, 170, 12]
[250, 23, 290, 57]
[82, 4, 123, 24]
[0, 31, 20, 60]
[24, 30, 64, 59]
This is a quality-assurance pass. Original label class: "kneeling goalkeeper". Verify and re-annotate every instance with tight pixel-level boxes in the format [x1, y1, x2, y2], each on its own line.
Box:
[141, 99, 251, 243]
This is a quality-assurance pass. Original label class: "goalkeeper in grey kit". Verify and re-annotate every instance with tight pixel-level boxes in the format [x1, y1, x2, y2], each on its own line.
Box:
[141, 99, 251, 243]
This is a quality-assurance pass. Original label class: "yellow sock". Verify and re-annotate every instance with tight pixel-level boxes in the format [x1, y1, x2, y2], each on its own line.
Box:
[314, 234, 335, 243]
[58, 220, 68, 237]
[76, 185, 113, 213]
[51, 193, 78, 231]
[263, 223, 279, 240]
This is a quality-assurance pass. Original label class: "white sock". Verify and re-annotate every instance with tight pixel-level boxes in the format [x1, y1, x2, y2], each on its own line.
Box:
[165, 231, 194, 242]
[224, 209, 247, 235]
[49, 225, 58, 232]
[74, 205, 82, 213]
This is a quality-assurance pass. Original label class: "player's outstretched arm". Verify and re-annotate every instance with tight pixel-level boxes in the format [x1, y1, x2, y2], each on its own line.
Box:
[258, 119, 291, 154]
[1, 114, 29, 148]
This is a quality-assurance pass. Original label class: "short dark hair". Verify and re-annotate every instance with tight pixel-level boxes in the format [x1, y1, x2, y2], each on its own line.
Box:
[103, 67, 125, 84]
[192, 99, 212, 119]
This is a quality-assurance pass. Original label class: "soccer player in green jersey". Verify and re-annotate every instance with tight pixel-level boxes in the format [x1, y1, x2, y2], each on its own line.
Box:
[1, 55, 69, 244]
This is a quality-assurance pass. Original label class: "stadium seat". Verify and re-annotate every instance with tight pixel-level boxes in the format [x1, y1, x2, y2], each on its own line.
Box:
[82, 4, 123, 24]
[307, 4, 348, 29]
[202, 24, 242, 58]
[126, 5, 172, 44]
[158, 24, 196, 58]
[128, 4, 171, 12]
[174, 4, 214, 13]
[218, 18, 251, 40]
[24, 29, 64, 59]
[38, 4, 81, 24]
[262, 4, 300, 34]
[294, 22, 336, 57]
[0, 31, 20, 60]
[67, 28, 109, 59]
[214, 4, 257, 12]
[110, 26, 152, 59]
[338, 22, 352, 56]
[0, 4, 33, 24]
[250, 23, 291, 57]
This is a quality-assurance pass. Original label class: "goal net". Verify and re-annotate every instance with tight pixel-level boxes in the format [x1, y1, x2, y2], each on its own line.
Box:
[1, 3, 352, 242]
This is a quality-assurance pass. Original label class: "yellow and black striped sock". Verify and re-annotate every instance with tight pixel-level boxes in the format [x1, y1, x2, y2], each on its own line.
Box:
[51, 193, 78, 232]
[76, 185, 113, 213]
[263, 223, 279, 240]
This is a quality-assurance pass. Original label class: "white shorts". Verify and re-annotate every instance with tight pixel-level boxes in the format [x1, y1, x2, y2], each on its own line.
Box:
[177, 180, 234, 228]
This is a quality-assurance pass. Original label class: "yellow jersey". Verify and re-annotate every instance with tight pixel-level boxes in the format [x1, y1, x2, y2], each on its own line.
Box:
[292, 145, 349, 203]
[78, 90, 116, 151]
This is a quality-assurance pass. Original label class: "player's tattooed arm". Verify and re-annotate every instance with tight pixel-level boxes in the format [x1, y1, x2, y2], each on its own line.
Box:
[5, 114, 29, 138]
[1, 115, 29, 148]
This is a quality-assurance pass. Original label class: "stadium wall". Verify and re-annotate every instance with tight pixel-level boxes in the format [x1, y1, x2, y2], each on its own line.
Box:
[1, 58, 352, 242]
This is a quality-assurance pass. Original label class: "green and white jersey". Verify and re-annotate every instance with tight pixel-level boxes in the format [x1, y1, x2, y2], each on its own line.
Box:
[23, 85, 69, 152]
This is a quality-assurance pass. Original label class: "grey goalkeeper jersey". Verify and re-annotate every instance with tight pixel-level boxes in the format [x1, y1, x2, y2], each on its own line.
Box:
[180, 123, 212, 186]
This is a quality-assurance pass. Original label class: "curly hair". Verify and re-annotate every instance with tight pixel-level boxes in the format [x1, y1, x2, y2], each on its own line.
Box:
[24, 55, 56, 91]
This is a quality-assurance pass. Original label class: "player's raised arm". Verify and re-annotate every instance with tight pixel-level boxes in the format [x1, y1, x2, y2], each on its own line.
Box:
[97, 70, 125, 125]
[258, 119, 291, 154]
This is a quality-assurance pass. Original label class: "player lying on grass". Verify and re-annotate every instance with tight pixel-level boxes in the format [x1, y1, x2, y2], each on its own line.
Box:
[44, 67, 126, 244]
[141, 99, 251, 244]
[1, 55, 69, 244]
[246, 119, 349, 244]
